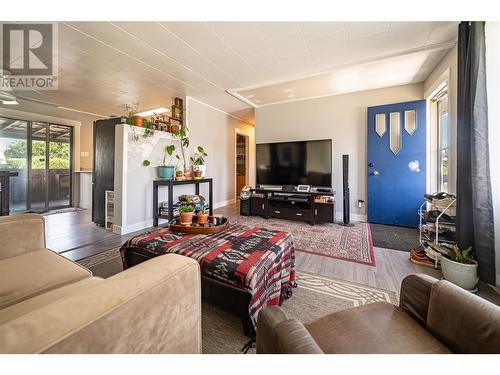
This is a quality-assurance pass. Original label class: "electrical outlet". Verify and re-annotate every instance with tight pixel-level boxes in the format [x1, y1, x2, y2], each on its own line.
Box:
[80, 151, 89, 157]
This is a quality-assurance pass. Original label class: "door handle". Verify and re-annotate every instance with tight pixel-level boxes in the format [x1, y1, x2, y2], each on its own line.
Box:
[274, 210, 280, 214]
[296, 213, 302, 216]
[371, 171, 379, 176]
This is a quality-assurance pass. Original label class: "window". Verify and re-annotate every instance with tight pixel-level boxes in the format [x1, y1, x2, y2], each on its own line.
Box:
[436, 93, 449, 192]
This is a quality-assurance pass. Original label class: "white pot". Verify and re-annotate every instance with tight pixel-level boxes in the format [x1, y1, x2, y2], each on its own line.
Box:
[440, 256, 478, 290]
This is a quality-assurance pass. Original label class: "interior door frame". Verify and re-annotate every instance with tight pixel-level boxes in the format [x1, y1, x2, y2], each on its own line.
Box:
[234, 129, 249, 199]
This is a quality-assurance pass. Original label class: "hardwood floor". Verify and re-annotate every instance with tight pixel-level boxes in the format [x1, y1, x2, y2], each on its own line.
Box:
[45, 202, 495, 299]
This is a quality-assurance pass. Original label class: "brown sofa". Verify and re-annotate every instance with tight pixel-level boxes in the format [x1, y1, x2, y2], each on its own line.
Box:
[0, 214, 201, 354]
[257, 274, 500, 354]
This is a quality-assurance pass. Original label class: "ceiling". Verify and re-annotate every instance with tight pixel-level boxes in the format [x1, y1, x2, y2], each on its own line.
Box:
[1, 22, 458, 124]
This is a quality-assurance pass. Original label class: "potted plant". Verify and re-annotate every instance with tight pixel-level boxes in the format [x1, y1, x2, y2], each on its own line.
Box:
[197, 204, 209, 224]
[179, 204, 194, 226]
[428, 243, 478, 290]
[175, 167, 185, 181]
[193, 166, 202, 179]
[120, 102, 144, 127]
[190, 146, 208, 177]
[143, 144, 177, 180]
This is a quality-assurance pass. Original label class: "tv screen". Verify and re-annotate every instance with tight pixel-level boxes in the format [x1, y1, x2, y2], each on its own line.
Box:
[256, 139, 332, 187]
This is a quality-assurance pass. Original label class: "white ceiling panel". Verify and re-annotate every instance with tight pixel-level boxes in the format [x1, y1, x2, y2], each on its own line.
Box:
[6, 21, 459, 126]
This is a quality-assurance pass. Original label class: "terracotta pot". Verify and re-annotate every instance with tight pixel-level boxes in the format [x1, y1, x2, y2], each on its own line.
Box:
[184, 169, 192, 180]
[133, 116, 144, 127]
[180, 211, 194, 226]
[194, 170, 202, 178]
[197, 213, 209, 224]
[170, 124, 178, 133]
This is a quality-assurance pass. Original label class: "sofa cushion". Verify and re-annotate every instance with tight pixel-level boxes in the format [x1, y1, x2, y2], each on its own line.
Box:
[305, 302, 451, 354]
[0, 250, 92, 309]
[0, 277, 102, 325]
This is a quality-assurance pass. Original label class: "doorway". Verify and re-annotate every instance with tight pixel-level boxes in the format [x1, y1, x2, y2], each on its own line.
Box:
[0, 117, 73, 213]
[235, 133, 249, 198]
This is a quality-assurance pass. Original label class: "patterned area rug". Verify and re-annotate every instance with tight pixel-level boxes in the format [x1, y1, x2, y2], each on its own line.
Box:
[76, 250, 397, 354]
[230, 216, 375, 266]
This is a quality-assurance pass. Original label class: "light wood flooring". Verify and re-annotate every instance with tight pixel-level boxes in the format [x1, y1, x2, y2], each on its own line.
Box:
[46, 202, 499, 301]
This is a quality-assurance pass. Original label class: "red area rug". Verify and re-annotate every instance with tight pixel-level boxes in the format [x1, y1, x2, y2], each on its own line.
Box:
[230, 216, 375, 266]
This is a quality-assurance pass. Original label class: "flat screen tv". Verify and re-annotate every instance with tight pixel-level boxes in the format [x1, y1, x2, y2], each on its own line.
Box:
[256, 139, 332, 187]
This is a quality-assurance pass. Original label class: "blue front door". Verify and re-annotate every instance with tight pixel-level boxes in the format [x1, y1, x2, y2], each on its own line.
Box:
[367, 100, 426, 228]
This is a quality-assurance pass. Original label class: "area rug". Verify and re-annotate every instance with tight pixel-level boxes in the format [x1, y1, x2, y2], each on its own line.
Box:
[77, 248, 397, 354]
[370, 223, 420, 252]
[230, 216, 375, 266]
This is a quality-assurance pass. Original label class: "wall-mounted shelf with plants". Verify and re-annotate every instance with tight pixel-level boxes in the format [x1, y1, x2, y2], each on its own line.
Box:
[121, 97, 185, 141]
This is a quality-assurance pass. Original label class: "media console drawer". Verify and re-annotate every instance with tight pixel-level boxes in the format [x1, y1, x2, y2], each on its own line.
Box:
[269, 207, 310, 221]
[250, 197, 266, 216]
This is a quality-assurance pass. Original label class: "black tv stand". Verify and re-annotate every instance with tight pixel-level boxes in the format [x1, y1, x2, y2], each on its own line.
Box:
[248, 188, 335, 225]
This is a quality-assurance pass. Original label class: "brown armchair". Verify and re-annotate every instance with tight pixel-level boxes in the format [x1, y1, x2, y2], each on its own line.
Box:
[256, 274, 500, 354]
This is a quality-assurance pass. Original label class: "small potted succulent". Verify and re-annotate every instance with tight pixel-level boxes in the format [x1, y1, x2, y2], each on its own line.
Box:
[190, 146, 208, 177]
[179, 204, 194, 226]
[197, 204, 209, 224]
[428, 243, 478, 290]
[143, 144, 178, 180]
[193, 166, 202, 179]
[175, 167, 185, 181]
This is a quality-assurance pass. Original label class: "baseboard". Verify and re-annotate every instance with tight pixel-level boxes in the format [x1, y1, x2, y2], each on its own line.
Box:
[113, 219, 153, 235]
[213, 198, 236, 209]
[78, 203, 92, 210]
[335, 213, 367, 222]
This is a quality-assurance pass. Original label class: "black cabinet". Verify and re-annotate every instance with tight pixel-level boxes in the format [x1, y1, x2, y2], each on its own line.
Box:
[248, 189, 336, 225]
[314, 203, 335, 223]
[250, 196, 267, 216]
[92, 117, 123, 226]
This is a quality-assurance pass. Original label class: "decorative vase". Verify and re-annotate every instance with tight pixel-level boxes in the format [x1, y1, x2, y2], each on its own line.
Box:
[440, 256, 478, 291]
[197, 212, 209, 224]
[180, 212, 194, 226]
[158, 165, 174, 180]
[133, 116, 144, 127]
[184, 169, 192, 180]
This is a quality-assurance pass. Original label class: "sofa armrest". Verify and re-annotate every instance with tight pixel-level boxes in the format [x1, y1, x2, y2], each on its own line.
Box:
[399, 274, 439, 325]
[0, 254, 201, 354]
[0, 214, 46, 260]
[427, 280, 500, 353]
[256, 307, 323, 354]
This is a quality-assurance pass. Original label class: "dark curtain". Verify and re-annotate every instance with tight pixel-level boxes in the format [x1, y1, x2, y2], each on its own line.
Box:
[456, 21, 496, 284]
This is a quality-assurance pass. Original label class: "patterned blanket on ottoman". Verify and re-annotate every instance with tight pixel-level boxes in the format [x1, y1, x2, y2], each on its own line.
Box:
[120, 224, 295, 327]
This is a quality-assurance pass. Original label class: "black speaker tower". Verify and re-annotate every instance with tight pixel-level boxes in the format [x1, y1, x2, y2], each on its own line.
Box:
[340, 154, 353, 226]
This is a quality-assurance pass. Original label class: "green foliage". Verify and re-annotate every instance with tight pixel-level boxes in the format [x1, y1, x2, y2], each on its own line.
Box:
[3, 139, 69, 169]
[179, 204, 194, 213]
[428, 243, 475, 264]
[121, 102, 139, 125]
[190, 145, 208, 166]
[143, 160, 151, 167]
[173, 125, 190, 170]
[198, 205, 207, 214]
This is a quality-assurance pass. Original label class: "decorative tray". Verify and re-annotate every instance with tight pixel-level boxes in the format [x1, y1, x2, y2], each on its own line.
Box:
[169, 216, 228, 234]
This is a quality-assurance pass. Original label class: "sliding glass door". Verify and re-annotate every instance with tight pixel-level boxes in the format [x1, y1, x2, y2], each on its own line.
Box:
[0, 117, 72, 213]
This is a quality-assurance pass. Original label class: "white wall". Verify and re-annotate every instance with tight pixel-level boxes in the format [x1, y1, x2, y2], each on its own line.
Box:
[424, 46, 458, 195]
[255, 83, 424, 221]
[186, 97, 256, 203]
[485, 22, 500, 286]
[113, 98, 255, 235]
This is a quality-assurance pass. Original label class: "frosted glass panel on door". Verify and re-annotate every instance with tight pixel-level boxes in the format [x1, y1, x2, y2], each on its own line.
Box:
[389, 112, 401, 154]
[404, 110, 417, 135]
[375, 113, 386, 137]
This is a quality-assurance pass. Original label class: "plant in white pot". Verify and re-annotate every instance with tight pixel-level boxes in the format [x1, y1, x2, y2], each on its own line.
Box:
[190, 146, 208, 177]
[143, 144, 179, 180]
[428, 243, 478, 291]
